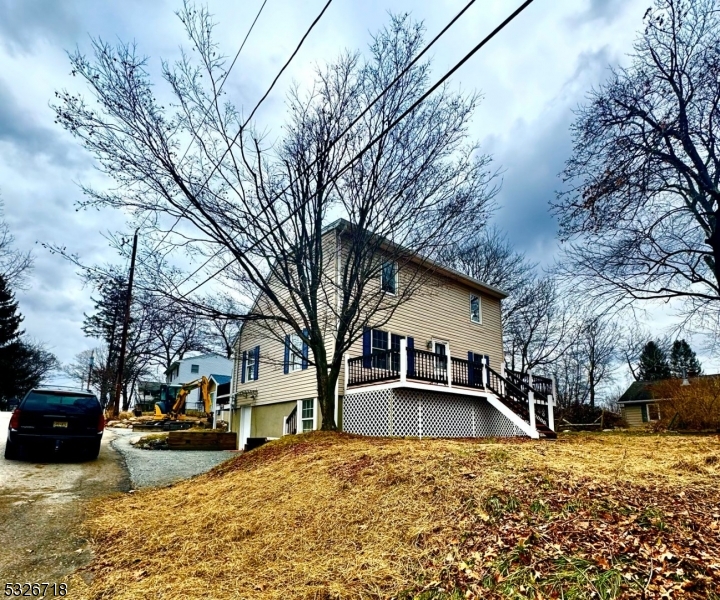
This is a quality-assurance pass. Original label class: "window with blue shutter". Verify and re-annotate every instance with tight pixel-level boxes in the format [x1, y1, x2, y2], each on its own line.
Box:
[253, 346, 260, 380]
[285, 334, 304, 373]
[241, 351, 247, 384]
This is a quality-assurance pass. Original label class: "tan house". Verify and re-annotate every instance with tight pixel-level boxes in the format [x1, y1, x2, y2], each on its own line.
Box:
[617, 381, 666, 428]
[230, 220, 557, 449]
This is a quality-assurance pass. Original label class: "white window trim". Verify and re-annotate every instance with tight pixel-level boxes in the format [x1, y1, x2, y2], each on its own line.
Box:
[381, 260, 398, 296]
[299, 398, 315, 433]
[245, 351, 256, 382]
[647, 403, 661, 422]
[288, 334, 303, 372]
[431, 339, 450, 356]
[470, 293, 482, 325]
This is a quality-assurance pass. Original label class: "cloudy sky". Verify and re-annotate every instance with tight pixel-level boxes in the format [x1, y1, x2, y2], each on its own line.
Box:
[3, 0, 707, 379]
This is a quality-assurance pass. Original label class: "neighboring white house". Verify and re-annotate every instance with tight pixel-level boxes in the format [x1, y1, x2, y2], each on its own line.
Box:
[165, 353, 233, 410]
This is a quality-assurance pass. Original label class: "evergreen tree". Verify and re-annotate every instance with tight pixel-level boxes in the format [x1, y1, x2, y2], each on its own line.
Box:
[670, 339, 702, 378]
[83, 271, 128, 406]
[637, 340, 671, 381]
[0, 273, 24, 346]
[0, 274, 57, 404]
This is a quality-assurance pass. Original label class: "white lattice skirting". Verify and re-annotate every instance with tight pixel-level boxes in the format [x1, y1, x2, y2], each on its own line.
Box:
[343, 389, 527, 438]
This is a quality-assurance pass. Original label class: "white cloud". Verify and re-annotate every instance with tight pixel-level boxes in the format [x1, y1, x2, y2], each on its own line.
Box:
[2, 0, 698, 377]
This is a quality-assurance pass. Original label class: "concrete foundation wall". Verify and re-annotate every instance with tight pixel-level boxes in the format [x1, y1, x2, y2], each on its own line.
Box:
[251, 400, 298, 439]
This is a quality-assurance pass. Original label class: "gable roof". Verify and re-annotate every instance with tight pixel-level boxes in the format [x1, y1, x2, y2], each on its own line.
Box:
[618, 374, 720, 404]
[323, 218, 508, 299]
[618, 381, 656, 404]
[209, 374, 231, 385]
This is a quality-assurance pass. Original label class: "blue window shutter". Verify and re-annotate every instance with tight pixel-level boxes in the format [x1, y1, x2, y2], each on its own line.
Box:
[254, 346, 260, 380]
[407, 337, 415, 377]
[467, 351, 474, 385]
[241, 351, 247, 384]
[283, 335, 290, 374]
[362, 328, 371, 368]
[301, 329, 309, 370]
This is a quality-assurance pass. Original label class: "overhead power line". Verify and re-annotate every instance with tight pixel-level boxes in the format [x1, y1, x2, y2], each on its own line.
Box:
[145, 0, 270, 258]
[167, 0, 483, 293]
[172, 0, 537, 301]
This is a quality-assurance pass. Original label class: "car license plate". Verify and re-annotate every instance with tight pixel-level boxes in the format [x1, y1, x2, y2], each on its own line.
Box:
[53, 421, 68, 428]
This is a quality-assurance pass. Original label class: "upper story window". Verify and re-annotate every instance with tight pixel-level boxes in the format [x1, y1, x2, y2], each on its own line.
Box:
[190, 364, 199, 374]
[245, 350, 256, 382]
[288, 334, 303, 372]
[381, 260, 398, 295]
[470, 294, 482, 324]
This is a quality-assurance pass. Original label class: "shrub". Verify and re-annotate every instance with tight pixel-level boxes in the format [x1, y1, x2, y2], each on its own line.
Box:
[652, 377, 720, 431]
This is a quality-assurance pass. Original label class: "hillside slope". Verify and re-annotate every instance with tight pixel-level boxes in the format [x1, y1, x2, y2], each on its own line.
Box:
[72, 432, 720, 599]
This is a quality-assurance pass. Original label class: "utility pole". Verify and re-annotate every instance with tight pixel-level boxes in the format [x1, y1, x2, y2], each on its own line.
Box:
[112, 230, 138, 418]
[86, 349, 94, 392]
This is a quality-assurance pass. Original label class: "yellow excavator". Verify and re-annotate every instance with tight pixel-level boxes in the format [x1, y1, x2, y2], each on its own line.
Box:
[154, 376, 212, 420]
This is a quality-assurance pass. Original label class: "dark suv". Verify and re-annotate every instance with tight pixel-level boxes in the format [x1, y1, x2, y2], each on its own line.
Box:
[4, 388, 105, 460]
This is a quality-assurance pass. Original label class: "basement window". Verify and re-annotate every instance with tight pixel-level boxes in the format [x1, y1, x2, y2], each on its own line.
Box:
[301, 399, 314, 432]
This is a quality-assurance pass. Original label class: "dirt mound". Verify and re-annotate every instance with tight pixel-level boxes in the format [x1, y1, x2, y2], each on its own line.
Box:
[69, 432, 720, 599]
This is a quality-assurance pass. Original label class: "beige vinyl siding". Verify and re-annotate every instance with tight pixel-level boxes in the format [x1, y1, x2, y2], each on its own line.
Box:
[234, 320, 321, 406]
[338, 274, 504, 395]
[233, 226, 505, 411]
[233, 232, 338, 407]
[622, 405, 644, 428]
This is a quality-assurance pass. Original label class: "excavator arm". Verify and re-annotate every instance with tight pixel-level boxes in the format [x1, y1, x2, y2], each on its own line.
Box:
[155, 376, 212, 420]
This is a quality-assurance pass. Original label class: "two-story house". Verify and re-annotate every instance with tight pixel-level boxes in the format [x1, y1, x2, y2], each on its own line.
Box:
[231, 221, 556, 448]
[165, 353, 233, 411]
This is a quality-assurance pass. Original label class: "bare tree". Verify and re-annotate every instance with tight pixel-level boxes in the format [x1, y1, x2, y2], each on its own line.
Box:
[0, 200, 33, 289]
[199, 294, 241, 359]
[140, 296, 206, 375]
[439, 226, 536, 326]
[576, 314, 619, 408]
[554, 0, 720, 331]
[505, 277, 574, 374]
[53, 9, 498, 428]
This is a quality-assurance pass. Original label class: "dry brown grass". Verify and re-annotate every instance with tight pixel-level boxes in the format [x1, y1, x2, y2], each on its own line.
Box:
[69, 432, 720, 599]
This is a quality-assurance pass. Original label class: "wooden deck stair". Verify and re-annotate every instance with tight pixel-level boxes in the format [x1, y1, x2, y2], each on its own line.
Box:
[487, 367, 557, 440]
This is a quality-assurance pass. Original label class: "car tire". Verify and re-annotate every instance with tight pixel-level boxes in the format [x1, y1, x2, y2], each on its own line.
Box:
[4, 438, 18, 460]
[87, 439, 101, 460]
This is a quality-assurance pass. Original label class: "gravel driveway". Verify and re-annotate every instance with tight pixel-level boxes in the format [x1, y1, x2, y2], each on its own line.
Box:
[110, 428, 236, 489]
[0, 412, 129, 583]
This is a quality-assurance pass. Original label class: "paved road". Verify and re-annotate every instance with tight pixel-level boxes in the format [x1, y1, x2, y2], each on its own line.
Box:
[0, 412, 130, 584]
[110, 428, 236, 489]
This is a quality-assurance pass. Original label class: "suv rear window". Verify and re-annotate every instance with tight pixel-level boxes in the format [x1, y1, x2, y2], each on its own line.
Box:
[22, 392, 100, 411]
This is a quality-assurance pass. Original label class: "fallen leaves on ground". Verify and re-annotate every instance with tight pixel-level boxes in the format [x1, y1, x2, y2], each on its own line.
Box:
[67, 432, 720, 599]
